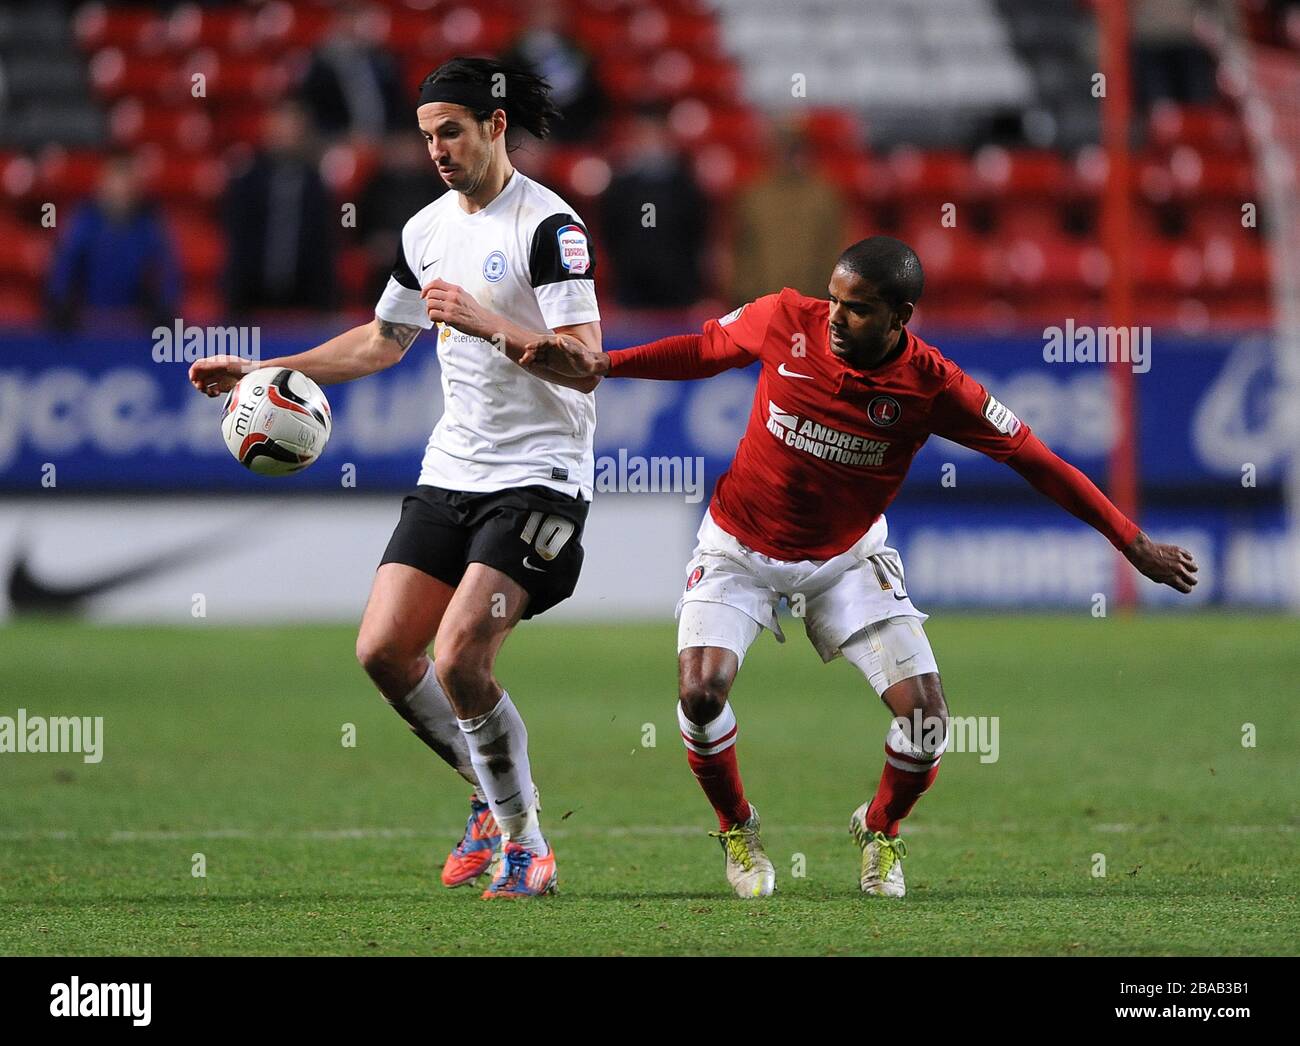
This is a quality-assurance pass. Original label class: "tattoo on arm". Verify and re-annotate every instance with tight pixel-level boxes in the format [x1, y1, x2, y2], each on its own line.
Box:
[377, 318, 422, 351]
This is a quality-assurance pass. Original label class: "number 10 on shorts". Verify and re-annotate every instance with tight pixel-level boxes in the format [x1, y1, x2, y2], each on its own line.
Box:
[520, 511, 575, 562]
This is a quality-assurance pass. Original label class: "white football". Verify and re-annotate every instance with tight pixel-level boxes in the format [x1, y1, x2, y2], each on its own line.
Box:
[220, 367, 332, 475]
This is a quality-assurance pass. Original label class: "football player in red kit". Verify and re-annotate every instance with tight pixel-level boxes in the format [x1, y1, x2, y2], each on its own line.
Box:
[518, 236, 1198, 899]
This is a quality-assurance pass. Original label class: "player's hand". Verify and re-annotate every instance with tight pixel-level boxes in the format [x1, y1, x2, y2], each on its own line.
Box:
[1123, 531, 1199, 593]
[189, 355, 254, 397]
[519, 333, 608, 378]
[421, 278, 491, 339]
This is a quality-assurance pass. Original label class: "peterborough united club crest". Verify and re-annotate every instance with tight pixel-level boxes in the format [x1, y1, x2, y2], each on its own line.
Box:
[867, 395, 901, 427]
[482, 251, 507, 283]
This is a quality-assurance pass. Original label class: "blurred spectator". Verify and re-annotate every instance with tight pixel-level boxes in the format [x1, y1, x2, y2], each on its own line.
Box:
[357, 132, 447, 299]
[298, 2, 406, 142]
[1132, 0, 1219, 108]
[502, 0, 606, 144]
[223, 99, 337, 314]
[730, 120, 847, 305]
[599, 108, 707, 308]
[45, 151, 180, 331]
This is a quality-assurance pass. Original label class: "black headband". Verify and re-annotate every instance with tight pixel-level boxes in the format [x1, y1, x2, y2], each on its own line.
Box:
[418, 78, 503, 113]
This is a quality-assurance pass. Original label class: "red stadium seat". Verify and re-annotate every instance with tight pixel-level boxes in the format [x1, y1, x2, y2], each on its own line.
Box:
[143, 155, 228, 202]
[886, 149, 975, 202]
[804, 108, 867, 155]
[169, 216, 225, 281]
[1185, 199, 1256, 242]
[994, 200, 1066, 240]
[338, 245, 372, 299]
[108, 101, 214, 152]
[181, 287, 224, 324]
[1197, 288, 1271, 326]
[998, 238, 1108, 291]
[971, 148, 1069, 197]
[662, 17, 721, 54]
[0, 223, 51, 280]
[88, 48, 181, 99]
[36, 150, 105, 200]
[1134, 239, 1205, 291]
[1201, 236, 1271, 290]
[1148, 102, 1247, 155]
[165, 6, 258, 53]
[318, 143, 382, 198]
[1182, 154, 1257, 200]
[73, 6, 165, 52]
[572, 9, 624, 53]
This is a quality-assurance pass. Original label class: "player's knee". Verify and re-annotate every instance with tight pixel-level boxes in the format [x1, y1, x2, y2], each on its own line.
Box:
[886, 673, 949, 757]
[356, 634, 402, 683]
[434, 642, 492, 704]
[885, 671, 947, 720]
[914, 673, 948, 722]
[678, 668, 732, 725]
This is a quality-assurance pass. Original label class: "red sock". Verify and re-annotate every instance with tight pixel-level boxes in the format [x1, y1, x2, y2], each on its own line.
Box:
[686, 746, 751, 830]
[866, 747, 941, 837]
[679, 701, 751, 830]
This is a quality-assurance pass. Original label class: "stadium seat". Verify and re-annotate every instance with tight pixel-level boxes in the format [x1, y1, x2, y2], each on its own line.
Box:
[886, 150, 975, 202]
[72, 5, 164, 51]
[1148, 102, 1248, 155]
[1134, 240, 1205, 292]
[169, 216, 224, 281]
[35, 150, 105, 199]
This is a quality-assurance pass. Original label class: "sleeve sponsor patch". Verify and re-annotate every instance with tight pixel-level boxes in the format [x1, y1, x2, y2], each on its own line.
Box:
[718, 304, 746, 327]
[982, 394, 1021, 436]
[556, 224, 591, 274]
[530, 214, 597, 287]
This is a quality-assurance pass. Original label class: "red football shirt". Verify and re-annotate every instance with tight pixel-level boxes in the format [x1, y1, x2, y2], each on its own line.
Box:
[611, 289, 1033, 561]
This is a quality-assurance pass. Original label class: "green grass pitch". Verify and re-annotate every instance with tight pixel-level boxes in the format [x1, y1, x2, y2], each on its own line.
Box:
[1, 614, 1296, 956]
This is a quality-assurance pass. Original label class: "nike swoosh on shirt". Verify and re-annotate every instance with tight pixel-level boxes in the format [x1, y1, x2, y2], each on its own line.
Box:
[777, 364, 814, 380]
[421, 258, 440, 271]
[522, 557, 547, 572]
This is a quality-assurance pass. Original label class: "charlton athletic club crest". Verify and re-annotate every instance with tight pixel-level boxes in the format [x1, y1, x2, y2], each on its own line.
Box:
[867, 395, 901, 427]
[686, 565, 704, 591]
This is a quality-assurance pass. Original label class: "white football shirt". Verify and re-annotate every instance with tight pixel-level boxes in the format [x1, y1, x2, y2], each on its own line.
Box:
[374, 170, 600, 498]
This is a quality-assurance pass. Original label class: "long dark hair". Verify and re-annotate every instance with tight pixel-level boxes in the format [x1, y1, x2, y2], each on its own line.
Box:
[418, 56, 560, 149]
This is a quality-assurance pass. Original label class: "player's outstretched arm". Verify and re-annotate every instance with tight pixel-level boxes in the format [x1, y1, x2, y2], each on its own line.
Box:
[188, 317, 421, 397]
[520, 332, 609, 380]
[524, 330, 757, 388]
[1120, 530, 1199, 593]
[1006, 431, 1199, 594]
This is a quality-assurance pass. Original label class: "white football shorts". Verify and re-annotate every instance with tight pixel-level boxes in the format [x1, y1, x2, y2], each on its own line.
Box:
[676, 510, 938, 696]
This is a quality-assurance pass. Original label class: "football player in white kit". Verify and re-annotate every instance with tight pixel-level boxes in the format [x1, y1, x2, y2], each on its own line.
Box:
[190, 58, 603, 899]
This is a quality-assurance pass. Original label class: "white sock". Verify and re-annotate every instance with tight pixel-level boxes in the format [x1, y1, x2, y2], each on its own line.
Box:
[388, 662, 483, 799]
[457, 692, 547, 854]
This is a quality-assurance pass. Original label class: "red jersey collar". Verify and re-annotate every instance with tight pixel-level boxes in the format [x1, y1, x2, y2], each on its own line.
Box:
[832, 327, 915, 391]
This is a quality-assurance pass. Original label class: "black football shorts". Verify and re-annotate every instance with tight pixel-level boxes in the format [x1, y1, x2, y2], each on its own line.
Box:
[379, 484, 589, 618]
